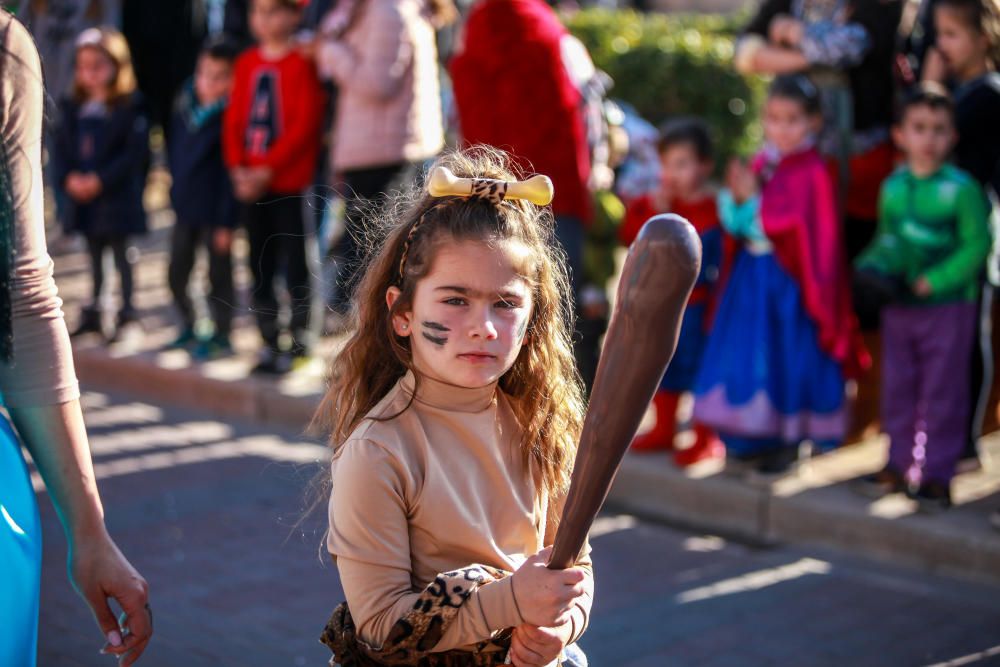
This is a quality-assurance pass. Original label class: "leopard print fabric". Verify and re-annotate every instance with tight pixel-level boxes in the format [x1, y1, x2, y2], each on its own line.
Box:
[469, 179, 509, 207]
[321, 564, 514, 667]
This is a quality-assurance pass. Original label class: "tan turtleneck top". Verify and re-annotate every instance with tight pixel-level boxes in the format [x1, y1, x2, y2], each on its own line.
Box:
[327, 371, 593, 653]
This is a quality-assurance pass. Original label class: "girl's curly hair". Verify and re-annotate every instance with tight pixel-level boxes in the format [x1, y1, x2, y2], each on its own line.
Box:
[316, 145, 585, 496]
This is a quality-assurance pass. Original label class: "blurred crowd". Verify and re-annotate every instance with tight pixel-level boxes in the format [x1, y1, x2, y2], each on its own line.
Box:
[12, 0, 1000, 521]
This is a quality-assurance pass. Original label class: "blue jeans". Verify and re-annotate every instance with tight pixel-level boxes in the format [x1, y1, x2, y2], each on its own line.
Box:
[562, 643, 588, 667]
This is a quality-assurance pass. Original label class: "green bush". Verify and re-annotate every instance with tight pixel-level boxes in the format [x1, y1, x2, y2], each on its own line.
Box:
[564, 8, 765, 161]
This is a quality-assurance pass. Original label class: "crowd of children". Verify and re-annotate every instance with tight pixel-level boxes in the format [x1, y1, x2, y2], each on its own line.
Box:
[34, 0, 1000, 514]
[53, 0, 326, 374]
[621, 0, 1000, 517]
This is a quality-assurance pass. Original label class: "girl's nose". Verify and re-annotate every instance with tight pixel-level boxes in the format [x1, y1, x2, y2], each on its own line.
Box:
[469, 310, 498, 340]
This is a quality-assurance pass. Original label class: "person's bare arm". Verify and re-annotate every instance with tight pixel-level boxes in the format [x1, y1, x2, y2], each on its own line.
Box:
[734, 35, 809, 75]
[9, 401, 151, 666]
[0, 15, 153, 665]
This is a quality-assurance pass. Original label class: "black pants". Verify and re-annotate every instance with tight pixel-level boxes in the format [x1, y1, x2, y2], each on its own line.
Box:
[244, 195, 311, 354]
[168, 224, 234, 337]
[845, 215, 880, 330]
[86, 234, 134, 314]
[965, 283, 995, 462]
[329, 162, 418, 313]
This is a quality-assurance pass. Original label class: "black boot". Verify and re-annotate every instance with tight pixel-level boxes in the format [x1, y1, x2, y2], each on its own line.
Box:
[70, 308, 102, 338]
[106, 309, 139, 344]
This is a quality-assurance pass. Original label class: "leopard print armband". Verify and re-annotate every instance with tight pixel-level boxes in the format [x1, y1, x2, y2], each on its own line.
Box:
[321, 565, 514, 667]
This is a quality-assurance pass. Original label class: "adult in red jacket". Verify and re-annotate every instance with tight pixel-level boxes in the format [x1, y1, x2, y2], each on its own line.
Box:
[450, 0, 592, 293]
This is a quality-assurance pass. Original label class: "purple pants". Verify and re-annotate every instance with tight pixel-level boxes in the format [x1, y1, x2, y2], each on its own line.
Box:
[882, 302, 977, 485]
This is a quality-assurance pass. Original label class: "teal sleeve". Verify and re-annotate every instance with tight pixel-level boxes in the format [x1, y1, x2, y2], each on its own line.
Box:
[923, 181, 992, 294]
[717, 190, 761, 241]
[855, 186, 907, 275]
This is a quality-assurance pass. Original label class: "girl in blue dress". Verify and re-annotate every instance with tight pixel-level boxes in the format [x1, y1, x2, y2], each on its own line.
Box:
[693, 76, 867, 473]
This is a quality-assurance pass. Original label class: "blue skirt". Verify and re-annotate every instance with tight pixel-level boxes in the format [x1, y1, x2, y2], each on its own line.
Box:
[693, 250, 846, 456]
[0, 411, 41, 667]
[660, 300, 709, 393]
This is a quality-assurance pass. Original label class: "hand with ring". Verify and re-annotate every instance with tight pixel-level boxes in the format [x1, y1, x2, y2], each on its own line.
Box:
[69, 527, 152, 665]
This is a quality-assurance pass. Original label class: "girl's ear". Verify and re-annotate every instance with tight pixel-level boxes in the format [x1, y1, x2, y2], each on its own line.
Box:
[386, 286, 412, 337]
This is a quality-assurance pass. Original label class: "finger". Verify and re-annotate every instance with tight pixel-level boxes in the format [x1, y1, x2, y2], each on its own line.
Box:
[87, 594, 125, 653]
[104, 626, 142, 657]
[553, 611, 572, 628]
[119, 637, 150, 667]
[561, 568, 586, 585]
[518, 627, 555, 654]
[120, 599, 153, 644]
[512, 637, 546, 667]
[509, 641, 531, 667]
[527, 547, 552, 566]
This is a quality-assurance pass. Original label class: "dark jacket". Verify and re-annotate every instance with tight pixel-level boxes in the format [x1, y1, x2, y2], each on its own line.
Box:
[954, 73, 1000, 199]
[167, 83, 238, 229]
[743, 0, 903, 133]
[53, 92, 150, 237]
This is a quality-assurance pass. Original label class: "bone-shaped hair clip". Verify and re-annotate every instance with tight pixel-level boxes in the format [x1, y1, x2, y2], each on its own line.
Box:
[427, 166, 554, 207]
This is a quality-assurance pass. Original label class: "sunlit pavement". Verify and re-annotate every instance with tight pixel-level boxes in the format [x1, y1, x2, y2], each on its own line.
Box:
[33, 391, 1000, 666]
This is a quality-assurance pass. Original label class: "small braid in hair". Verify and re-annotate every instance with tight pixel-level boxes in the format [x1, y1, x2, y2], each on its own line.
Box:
[398, 202, 447, 283]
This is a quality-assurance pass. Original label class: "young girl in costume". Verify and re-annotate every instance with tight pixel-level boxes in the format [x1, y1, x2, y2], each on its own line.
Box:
[693, 75, 867, 474]
[54, 27, 148, 342]
[318, 146, 593, 667]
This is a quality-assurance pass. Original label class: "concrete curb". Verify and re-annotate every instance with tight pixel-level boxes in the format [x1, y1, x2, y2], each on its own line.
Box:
[608, 454, 1000, 585]
[75, 346, 1000, 584]
[73, 347, 320, 431]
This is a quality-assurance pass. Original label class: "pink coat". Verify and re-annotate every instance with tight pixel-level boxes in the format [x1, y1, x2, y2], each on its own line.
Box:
[316, 0, 444, 172]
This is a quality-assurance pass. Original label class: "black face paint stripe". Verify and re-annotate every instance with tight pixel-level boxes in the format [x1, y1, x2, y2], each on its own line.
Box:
[517, 319, 528, 341]
[422, 321, 451, 332]
[422, 332, 447, 347]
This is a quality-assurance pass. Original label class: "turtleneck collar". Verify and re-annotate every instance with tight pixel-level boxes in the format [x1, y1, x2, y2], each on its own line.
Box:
[400, 370, 498, 413]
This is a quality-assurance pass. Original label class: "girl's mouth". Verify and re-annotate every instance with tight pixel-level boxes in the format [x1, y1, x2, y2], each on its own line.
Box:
[457, 353, 497, 363]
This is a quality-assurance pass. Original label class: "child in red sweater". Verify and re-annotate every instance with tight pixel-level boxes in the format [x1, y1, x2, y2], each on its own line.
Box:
[622, 118, 727, 467]
[223, 0, 325, 374]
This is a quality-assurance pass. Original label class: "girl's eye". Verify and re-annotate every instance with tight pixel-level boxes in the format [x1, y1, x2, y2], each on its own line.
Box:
[495, 300, 520, 310]
[444, 297, 467, 306]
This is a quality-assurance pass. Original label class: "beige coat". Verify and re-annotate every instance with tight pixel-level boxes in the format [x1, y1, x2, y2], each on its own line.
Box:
[317, 0, 444, 172]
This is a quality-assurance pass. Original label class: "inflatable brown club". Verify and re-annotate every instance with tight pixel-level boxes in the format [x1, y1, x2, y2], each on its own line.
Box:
[548, 214, 702, 569]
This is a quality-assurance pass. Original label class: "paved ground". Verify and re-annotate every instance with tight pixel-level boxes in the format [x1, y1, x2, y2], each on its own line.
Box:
[35, 390, 1000, 667]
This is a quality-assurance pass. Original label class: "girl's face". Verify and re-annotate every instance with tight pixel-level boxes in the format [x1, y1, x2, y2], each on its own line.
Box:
[75, 46, 115, 99]
[762, 96, 815, 155]
[934, 6, 989, 81]
[388, 239, 534, 389]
